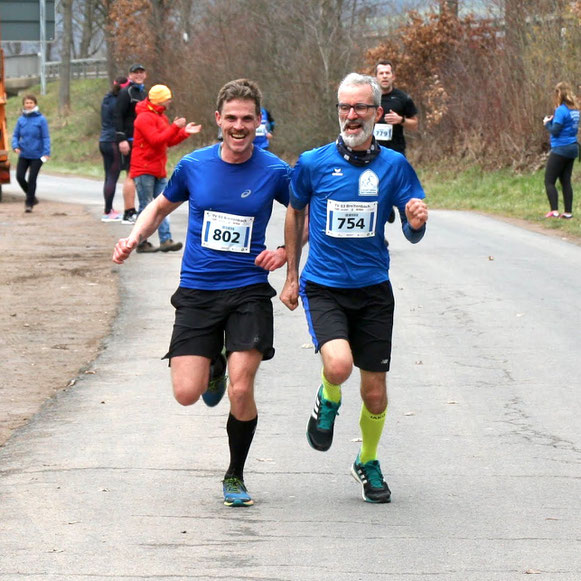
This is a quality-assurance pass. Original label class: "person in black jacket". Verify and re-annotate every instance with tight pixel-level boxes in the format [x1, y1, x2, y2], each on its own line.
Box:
[99, 76, 128, 221]
[114, 64, 147, 223]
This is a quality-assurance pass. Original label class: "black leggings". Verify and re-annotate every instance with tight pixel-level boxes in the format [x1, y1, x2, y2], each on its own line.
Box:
[99, 141, 122, 214]
[16, 157, 43, 205]
[544, 152, 575, 213]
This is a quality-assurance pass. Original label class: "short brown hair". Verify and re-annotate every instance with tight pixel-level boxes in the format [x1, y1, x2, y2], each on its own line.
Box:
[22, 94, 38, 105]
[216, 79, 262, 116]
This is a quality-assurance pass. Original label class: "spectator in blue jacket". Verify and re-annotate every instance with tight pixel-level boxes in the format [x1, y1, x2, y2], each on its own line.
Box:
[543, 82, 579, 219]
[11, 94, 51, 213]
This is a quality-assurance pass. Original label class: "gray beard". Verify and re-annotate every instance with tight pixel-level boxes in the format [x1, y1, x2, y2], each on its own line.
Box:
[340, 118, 374, 148]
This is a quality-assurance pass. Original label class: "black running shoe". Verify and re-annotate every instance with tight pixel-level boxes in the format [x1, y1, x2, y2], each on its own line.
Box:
[202, 351, 227, 407]
[351, 454, 391, 503]
[306, 385, 341, 451]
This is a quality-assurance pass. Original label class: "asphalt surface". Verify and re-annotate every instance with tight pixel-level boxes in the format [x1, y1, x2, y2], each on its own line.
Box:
[0, 173, 580, 580]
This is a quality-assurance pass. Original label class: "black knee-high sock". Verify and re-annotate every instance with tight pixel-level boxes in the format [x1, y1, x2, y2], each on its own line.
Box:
[224, 413, 257, 481]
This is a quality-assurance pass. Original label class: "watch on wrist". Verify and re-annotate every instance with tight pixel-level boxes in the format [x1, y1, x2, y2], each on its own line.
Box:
[401, 115, 406, 125]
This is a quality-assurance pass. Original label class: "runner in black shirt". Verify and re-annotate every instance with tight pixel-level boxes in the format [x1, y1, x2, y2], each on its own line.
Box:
[374, 60, 419, 226]
[374, 60, 418, 156]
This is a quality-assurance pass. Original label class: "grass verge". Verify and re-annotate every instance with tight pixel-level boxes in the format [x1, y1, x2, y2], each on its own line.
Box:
[419, 165, 581, 242]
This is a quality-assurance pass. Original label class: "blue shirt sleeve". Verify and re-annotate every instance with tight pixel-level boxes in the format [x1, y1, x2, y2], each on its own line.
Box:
[11, 118, 22, 150]
[275, 163, 292, 207]
[290, 154, 311, 210]
[394, 159, 426, 243]
[553, 105, 568, 126]
[41, 116, 51, 156]
[163, 159, 190, 203]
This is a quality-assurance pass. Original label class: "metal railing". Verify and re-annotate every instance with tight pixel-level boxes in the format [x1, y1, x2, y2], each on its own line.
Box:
[45, 58, 108, 81]
[4, 55, 108, 81]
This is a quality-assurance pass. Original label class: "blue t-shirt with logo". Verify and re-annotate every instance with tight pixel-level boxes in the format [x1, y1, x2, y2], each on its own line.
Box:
[163, 143, 291, 290]
[550, 104, 580, 148]
[291, 143, 425, 288]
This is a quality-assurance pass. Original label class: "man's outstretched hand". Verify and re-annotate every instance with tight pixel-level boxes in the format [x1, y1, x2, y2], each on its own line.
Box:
[113, 237, 138, 264]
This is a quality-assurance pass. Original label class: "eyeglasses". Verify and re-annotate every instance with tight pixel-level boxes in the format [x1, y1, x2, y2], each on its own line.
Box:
[336, 103, 378, 114]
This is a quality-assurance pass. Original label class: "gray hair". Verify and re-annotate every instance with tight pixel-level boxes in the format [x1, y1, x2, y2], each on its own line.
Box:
[337, 73, 381, 107]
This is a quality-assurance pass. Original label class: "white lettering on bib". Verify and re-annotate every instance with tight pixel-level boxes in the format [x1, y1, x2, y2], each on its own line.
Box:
[202, 211, 254, 253]
[373, 124, 392, 141]
[326, 200, 377, 238]
[255, 124, 267, 137]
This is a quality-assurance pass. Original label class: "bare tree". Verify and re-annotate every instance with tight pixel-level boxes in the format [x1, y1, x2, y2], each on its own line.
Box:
[59, 0, 73, 115]
[78, 0, 103, 58]
[439, 0, 458, 17]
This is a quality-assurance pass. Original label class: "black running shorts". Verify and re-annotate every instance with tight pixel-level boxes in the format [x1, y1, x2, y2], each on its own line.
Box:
[164, 283, 277, 362]
[300, 280, 395, 372]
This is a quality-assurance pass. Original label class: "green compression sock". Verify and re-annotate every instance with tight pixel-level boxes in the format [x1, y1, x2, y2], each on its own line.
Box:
[321, 369, 341, 403]
[359, 403, 386, 464]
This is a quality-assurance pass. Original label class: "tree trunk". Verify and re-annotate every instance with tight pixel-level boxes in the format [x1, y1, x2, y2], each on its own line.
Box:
[59, 0, 73, 115]
[79, 0, 97, 58]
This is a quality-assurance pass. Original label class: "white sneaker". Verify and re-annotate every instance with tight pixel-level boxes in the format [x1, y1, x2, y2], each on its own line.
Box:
[101, 210, 122, 222]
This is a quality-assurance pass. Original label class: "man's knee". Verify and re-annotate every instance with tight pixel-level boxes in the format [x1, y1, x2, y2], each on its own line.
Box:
[323, 352, 353, 385]
[173, 379, 204, 406]
[227, 381, 253, 410]
[362, 388, 387, 413]
[361, 372, 388, 412]
[171, 358, 210, 406]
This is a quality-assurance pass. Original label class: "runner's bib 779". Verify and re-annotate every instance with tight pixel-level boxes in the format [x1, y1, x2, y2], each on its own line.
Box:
[373, 124, 392, 141]
[325, 200, 377, 238]
[202, 211, 254, 253]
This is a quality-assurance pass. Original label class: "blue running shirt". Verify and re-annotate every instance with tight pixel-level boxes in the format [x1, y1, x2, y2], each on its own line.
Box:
[291, 143, 425, 288]
[550, 104, 580, 148]
[163, 144, 291, 290]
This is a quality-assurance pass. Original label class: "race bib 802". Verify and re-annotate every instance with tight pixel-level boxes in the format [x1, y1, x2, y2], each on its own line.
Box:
[202, 210, 254, 253]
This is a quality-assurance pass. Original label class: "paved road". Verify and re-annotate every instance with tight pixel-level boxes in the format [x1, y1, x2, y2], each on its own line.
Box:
[1, 174, 580, 580]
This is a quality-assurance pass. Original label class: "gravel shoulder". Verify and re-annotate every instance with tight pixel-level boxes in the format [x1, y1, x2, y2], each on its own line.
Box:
[0, 192, 119, 446]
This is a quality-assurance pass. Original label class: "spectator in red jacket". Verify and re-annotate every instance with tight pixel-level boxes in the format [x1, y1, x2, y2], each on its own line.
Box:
[130, 84, 201, 253]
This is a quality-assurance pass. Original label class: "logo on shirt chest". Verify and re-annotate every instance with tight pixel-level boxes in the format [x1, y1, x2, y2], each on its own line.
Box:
[359, 169, 379, 197]
[240, 189, 252, 198]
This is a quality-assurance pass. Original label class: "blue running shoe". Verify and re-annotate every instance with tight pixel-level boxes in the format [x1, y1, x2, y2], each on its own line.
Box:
[202, 352, 227, 407]
[351, 454, 391, 503]
[306, 385, 341, 451]
[222, 477, 254, 507]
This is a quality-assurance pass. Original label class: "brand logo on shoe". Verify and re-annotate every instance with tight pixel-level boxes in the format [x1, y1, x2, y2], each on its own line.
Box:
[241, 189, 252, 198]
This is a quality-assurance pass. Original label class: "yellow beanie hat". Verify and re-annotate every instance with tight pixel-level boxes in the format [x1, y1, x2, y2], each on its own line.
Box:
[148, 84, 172, 105]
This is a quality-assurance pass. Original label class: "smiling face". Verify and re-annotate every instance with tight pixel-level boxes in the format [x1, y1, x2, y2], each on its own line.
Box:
[338, 84, 383, 150]
[215, 98, 261, 163]
[22, 98, 37, 111]
[129, 69, 147, 84]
